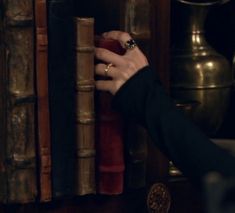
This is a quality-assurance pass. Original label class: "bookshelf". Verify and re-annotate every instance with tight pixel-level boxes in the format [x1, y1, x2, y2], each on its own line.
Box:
[0, 0, 235, 212]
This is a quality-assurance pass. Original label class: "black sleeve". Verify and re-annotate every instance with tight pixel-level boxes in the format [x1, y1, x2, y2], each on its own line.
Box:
[112, 66, 235, 185]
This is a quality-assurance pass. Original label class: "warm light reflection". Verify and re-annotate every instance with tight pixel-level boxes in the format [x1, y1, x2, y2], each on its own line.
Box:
[195, 63, 204, 85]
[192, 34, 196, 43]
[201, 51, 207, 56]
[206, 62, 214, 68]
[196, 36, 201, 44]
[192, 34, 201, 44]
[196, 64, 201, 70]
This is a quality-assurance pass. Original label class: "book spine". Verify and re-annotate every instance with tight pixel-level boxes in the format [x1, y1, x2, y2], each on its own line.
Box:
[1, 0, 37, 203]
[35, 0, 52, 202]
[48, 0, 76, 198]
[74, 17, 96, 195]
[95, 37, 125, 195]
[96, 107, 125, 194]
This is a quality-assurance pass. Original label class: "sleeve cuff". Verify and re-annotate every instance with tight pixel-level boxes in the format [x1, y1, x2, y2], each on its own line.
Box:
[111, 66, 158, 124]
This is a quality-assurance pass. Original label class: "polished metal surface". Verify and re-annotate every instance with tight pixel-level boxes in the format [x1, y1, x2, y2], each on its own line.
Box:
[171, 0, 233, 136]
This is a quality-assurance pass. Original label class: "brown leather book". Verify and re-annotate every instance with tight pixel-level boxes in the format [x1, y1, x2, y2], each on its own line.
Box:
[35, 0, 52, 202]
[0, 0, 37, 203]
[74, 17, 96, 195]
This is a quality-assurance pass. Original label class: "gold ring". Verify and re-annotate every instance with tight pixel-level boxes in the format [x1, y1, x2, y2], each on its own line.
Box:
[104, 63, 113, 77]
[124, 39, 137, 50]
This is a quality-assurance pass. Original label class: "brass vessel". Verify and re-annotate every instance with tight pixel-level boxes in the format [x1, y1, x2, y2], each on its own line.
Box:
[170, 0, 233, 136]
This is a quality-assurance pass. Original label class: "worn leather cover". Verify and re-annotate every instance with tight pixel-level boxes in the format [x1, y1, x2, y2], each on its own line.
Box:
[0, 0, 37, 203]
[74, 17, 96, 195]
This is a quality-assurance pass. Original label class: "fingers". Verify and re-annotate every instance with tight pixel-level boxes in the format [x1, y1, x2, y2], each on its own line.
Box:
[95, 31, 149, 95]
[95, 80, 117, 95]
[102, 31, 131, 44]
[102, 31, 135, 50]
[95, 63, 118, 78]
[95, 47, 125, 66]
[102, 31, 141, 54]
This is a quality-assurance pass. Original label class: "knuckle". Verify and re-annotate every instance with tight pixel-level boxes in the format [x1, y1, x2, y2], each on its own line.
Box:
[120, 61, 137, 80]
[96, 64, 103, 71]
[126, 61, 136, 70]
[95, 49, 105, 59]
[96, 51, 103, 59]
[119, 32, 131, 40]
[122, 71, 130, 80]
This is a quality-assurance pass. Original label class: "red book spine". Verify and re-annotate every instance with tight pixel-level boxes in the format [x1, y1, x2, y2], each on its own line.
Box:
[95, 37, 125, 194]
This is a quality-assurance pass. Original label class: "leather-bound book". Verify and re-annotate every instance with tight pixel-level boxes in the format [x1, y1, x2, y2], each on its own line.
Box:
[95, 36, 125, 195]
[74, 17, 96, 195]
[0, 0, 37, 203]
[35, 0, 52, 202]
[48, 0, 76, 198]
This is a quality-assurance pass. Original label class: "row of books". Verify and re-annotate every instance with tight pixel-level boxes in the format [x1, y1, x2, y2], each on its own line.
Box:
[0, 0, 152, 203]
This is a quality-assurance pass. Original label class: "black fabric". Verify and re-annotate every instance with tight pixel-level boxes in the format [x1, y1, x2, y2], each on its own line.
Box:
[112, 66, 235, 185]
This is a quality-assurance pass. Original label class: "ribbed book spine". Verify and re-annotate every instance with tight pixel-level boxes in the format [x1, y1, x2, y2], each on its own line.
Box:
[0, 0, 37, 203]
[74, 17, 96, 195]
[35, 0, 52, 202]
[95, 37, 125, 195]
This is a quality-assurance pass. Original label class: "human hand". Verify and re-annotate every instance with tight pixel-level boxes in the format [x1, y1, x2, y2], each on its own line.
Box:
[95, 31, 149, 95]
